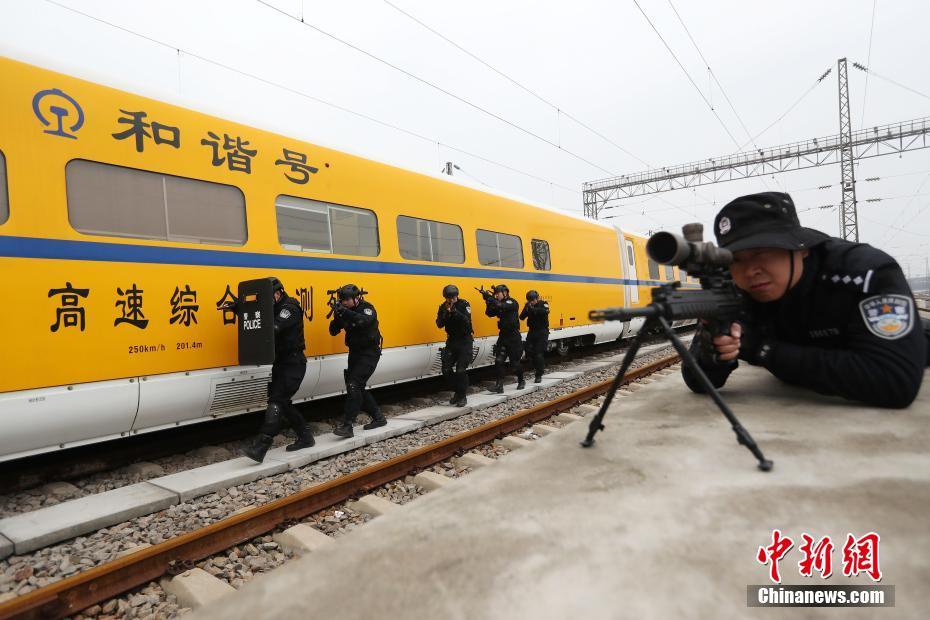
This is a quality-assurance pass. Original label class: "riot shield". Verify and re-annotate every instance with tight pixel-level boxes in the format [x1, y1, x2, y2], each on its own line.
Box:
[237, 278, 275, 365]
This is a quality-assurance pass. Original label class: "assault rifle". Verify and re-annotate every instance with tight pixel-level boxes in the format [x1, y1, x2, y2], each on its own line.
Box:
[581, 223, 773, 472]
[474, 285, 495, 301]
[325, 287, 369, 319]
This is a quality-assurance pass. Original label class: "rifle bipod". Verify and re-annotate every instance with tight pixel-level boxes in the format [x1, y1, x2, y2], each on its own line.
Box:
[580, 313, 773, 472]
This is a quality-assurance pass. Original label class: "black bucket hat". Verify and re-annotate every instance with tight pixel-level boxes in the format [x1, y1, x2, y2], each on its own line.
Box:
[713, 192, 829, 252]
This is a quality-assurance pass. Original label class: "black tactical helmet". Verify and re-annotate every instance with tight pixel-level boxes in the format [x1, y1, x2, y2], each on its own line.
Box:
[492, 284, 509, 295]
[337, 284, 362, 300]
[268, 277, 285, 295]
[526, 290, 539, 301]
[442, 284, 459, 299]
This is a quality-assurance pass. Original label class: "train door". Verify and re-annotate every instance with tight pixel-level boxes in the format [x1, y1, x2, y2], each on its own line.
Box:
[624, 238, 640, 305]
[613, 226, 631, 309]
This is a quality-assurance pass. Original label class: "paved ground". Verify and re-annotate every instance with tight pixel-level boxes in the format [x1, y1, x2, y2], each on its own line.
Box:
[198, 366, 930, 619]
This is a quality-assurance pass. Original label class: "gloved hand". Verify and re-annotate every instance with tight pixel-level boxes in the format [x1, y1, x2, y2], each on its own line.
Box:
[696, 323, 737, 366]
[736, 318, 777, 366]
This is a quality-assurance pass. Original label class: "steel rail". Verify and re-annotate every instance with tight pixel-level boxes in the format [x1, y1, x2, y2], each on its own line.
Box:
[0, 354, 679, 619]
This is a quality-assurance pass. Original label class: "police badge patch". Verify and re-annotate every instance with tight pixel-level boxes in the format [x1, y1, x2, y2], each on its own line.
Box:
[363, 308, 373, 315]
[859, 294, 914, 340]
[279, 309, 291, 319]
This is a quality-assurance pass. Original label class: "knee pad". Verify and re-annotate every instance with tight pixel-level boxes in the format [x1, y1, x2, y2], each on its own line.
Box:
[265, 401, 283, 421]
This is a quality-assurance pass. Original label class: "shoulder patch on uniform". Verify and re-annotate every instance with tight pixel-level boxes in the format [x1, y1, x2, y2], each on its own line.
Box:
[279, 308, 291, 319]
[859, 294, 914, 340]
[363, 308, 374, 315]
[465, 305, 471, 313]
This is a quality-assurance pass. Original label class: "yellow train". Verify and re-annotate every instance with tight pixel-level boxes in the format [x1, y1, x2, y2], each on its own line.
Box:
[0, 57, 686, 462]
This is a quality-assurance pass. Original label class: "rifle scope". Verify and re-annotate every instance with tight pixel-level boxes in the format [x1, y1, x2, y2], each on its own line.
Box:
[646, 223, 733, 269]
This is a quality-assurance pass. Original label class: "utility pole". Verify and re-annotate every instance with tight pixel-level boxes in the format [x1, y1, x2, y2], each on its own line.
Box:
[837, 58, 859, 241]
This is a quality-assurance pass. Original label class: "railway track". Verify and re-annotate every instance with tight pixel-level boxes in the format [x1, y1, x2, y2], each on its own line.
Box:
[0, 353, 680, 619]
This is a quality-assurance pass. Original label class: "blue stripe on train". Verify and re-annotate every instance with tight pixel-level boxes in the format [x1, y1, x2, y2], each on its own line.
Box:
[0, 235, 669, 287]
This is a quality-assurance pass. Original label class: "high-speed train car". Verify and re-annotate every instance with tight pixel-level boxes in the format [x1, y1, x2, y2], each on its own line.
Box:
[0, 57, 686, 462]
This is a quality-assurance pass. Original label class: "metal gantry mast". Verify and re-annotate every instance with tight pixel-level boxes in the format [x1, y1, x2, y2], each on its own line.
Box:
[583, 58, 930, 239]
[837, 58, 859, 240]
[582, 116, 930, 219]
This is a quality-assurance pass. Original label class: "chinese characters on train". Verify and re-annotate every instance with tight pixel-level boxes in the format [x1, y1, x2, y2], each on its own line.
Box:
[49, 283, 233, 332]
[111, 110, 180, 152]
[34, 90, 326, 181]
[108, 107, 319, 183]
[48, 284, 315, 332]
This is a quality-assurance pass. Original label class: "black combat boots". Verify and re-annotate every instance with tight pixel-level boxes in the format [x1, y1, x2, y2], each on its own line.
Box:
[363, 410, 387, 430]
[452, 393, 468, 407]
[333, 422, 354, 438]
[534, 371, 543, 384]
[490, 379, 504, 394]
[244, 433, 274, 463]
[517, 375, 526, 390]
[286, 425, 316, 452]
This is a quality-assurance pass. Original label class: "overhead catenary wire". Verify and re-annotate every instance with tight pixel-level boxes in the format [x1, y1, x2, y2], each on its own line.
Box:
[879, 172, 930, 245]
[666, 0, 756, 148]
[43, 0, 582, 200]
[859, 0, 878, 127]
[737, 66, 833, 151]
[852, 62, 930, 103]
[254, 0, 619, 177]
[631, 0, 741, 150]
[664, 0, 772, 193]
[380, 0, 651, 167]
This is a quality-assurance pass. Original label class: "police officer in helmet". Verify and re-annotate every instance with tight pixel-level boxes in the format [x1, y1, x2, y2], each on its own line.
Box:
[244, 277, 315, 463]
[329, 284, 386, 437]
[520, 290, 550, 383]
[484, 283, 525, 392]
[436, 284, 473, 407]
[683, 192, 928, 408]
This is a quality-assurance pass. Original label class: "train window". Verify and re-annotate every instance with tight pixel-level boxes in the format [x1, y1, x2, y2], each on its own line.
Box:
[397, 215, 464, 263]
[66, 160, 246, 245]
[0, 150, 7, 225]
[531, 239, 551, 271]
[664, 265, 675, 280]
[276, 196, 379, 256]
[647, 258, 660, 280]
[477, 229, 524, 268]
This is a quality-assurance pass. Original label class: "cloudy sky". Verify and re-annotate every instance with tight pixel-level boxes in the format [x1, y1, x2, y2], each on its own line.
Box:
[2, 0, 929, 276]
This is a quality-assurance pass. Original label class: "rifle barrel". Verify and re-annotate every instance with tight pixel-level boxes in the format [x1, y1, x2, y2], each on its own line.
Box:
[589, 306, 658, 322]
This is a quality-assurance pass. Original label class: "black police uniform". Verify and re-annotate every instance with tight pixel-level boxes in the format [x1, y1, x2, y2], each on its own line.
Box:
[520, 299, 550, 382]
[683, 192, 927, 408]
[485, 294, 524, 390]
[436, 298, 474, 404]
[245, 292, 313, 462]
[330, 299, 383, 433]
